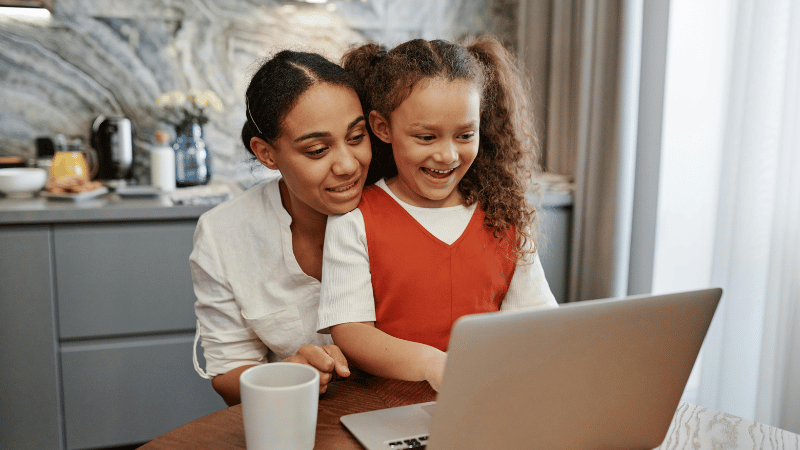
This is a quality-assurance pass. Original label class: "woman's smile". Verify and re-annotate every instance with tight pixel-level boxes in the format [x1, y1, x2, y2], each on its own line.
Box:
[327, 180, 358, 192]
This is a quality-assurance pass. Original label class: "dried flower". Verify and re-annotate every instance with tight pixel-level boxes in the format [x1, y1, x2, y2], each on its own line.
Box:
[157, 89, 224, 130]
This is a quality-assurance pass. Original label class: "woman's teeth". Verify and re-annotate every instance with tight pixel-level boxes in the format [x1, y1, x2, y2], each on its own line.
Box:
[329, 182, 355, 192]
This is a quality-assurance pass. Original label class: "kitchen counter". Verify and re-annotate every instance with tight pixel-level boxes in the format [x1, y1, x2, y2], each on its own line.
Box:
[0, 192, 215, 225]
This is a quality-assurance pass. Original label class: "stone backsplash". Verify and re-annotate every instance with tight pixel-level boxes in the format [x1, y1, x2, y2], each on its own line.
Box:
[0, 0, 517, 183]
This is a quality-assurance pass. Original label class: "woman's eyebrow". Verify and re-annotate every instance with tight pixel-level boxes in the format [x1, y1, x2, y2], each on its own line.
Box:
[347, 116, 366, 130]
[293, 116, 366, 143]
[294, 131, 330, 142]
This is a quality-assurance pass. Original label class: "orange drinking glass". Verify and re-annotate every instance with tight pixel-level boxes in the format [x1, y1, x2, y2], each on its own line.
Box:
[48, 149, 99, 185]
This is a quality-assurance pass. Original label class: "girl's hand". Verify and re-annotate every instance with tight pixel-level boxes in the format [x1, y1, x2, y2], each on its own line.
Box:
[423, 349, 448, 392]
[283, 344, 351, 393]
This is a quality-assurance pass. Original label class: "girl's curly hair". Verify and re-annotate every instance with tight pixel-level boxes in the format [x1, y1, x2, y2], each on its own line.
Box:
[342, 36, 541, 260]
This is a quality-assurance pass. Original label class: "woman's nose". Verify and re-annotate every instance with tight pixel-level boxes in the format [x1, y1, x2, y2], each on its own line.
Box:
[331, 145, 359, 175]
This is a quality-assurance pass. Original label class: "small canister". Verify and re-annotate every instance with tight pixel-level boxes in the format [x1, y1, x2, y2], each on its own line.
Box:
[150, 130, 176, 192]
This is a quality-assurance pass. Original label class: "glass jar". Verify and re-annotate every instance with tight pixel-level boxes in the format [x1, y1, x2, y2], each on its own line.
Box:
[173, 122, 211, 187]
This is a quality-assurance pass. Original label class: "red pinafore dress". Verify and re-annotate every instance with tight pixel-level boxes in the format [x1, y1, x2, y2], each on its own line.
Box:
[359, 185, 517, 351]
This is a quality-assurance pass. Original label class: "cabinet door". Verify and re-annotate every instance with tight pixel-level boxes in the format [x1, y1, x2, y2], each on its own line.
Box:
[0, 226, 63, 450]
[54, 221, 198, 339]
[60, 334, 225, 450]
[537, 205, 572, 303]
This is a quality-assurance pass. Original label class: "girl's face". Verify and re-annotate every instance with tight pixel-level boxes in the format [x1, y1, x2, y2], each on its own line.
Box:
[372, 78, 481, 208]
[253, 83, 371, 216]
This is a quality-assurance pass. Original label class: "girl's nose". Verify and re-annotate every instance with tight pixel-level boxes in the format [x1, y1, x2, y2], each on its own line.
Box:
[433, 141, 459, 164]
[331, 145, 359, 176]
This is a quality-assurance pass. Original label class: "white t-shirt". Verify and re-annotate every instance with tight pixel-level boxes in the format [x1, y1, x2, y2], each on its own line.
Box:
[191, 177, 331, 379]
[318, 179, 558, 333]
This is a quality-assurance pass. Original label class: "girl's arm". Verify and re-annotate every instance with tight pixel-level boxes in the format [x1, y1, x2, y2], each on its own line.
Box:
[501, 243, 559, 311]
[320, 208, 446, 389]
[331, 321, 447, 391]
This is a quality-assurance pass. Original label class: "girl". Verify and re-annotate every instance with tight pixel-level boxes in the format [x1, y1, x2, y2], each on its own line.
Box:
[192, 50, 372, 405]
[317, 37, 558, 391]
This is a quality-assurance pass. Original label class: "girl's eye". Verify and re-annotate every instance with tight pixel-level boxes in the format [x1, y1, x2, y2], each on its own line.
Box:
[416, 135, 435, 142]
[347, 133, 366, 144]
[458, 132, 476, 140]
[305, 147, 328, 158]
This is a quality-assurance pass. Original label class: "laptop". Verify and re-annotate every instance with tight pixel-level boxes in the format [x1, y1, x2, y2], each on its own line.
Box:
[340, 288, 722, 450]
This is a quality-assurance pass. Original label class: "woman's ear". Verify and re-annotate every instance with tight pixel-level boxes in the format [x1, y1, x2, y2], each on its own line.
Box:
[250, 137, 279, 170]
[369, 111, 392, 144]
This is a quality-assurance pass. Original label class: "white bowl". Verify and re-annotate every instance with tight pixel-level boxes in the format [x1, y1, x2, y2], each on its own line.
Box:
[0, 167, 48, 198]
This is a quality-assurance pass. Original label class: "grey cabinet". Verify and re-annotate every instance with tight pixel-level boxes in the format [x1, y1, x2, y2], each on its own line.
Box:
[61, 335, 219, 449]
[1, 219, 225, 450]
[530, 191, 573, 304]
[537, 203, 572, 304]
[0, 227, 63, 450]
[54, 222, 198, 339]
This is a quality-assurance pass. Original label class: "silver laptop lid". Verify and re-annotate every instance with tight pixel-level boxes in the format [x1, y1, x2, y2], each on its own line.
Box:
[427, 288, 721, 450]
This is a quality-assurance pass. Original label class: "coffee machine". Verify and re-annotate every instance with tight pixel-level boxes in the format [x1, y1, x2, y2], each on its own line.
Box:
[90, 116, 133, 184]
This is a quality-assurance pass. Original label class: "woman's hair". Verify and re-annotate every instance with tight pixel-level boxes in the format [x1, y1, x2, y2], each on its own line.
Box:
[241, 50, 366, 155]
[342, 36, 541, 258]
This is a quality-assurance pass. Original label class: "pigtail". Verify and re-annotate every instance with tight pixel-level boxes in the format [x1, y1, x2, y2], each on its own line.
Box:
[462, 36, 540, 258]
[342, 43, 386, 110]
[342, 43, 397, 185]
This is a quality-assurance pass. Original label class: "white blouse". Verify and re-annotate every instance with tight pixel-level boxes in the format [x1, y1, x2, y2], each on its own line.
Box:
[191, 177, 331, 379]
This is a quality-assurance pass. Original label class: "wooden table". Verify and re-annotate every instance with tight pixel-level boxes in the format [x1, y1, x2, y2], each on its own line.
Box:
[140, 371, 435, 450]
[140, 373, 799, 450]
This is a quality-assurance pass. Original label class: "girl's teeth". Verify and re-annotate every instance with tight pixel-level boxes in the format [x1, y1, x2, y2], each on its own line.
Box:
[424, 168, 454, 177]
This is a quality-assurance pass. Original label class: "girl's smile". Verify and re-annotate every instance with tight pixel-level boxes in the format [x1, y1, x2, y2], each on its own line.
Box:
[371, 78, 481, 208]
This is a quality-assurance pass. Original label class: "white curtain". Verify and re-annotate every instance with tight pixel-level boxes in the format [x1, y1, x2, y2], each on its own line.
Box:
[518, 0, 664, 303]
[696, 0, 800, 433]
[519, 0, 800, 432]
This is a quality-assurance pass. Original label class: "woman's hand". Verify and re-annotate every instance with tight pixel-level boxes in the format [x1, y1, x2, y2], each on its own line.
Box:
[283, 344, 351, 393]
[423, 350, 447, 392]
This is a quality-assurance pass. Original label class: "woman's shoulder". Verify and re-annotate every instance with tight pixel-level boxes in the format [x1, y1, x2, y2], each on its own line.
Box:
[198, 177, 279, 224]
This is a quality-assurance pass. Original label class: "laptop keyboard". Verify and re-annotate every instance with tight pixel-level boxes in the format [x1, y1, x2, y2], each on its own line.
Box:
[387, 435, 429, 448]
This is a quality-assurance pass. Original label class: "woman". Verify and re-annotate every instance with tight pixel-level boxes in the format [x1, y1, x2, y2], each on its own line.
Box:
[191, 50, 372, 405]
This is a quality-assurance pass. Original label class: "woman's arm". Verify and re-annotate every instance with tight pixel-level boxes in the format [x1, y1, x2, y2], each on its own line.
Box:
[331, 322, 447, 391]
[211, 364, 257, 406]
[211, 344, 351, 406]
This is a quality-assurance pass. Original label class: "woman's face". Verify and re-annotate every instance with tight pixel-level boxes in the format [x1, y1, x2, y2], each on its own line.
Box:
[372, 78, 481, 208]
[257, 83, 372, 216]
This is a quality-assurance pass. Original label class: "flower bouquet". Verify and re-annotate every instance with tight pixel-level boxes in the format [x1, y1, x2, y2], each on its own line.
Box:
[156, 89, 223, 186]
[157, 89, 224, 129]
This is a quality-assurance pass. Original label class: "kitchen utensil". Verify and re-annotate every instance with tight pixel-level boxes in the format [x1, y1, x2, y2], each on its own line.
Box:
[0, 167, 48, 198]
[48, 148, 98, 186]
[40, 186, 108, 202]
[150, 130, 176, 192]
[0, 156, 26, 169]
[91, 116, 133, 181]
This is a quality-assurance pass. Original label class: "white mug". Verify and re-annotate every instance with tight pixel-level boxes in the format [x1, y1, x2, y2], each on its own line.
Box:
[240, 362, 320, 450]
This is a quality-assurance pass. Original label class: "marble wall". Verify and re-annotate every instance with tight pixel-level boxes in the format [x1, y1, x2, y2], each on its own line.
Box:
[0, 0, 517, 183]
